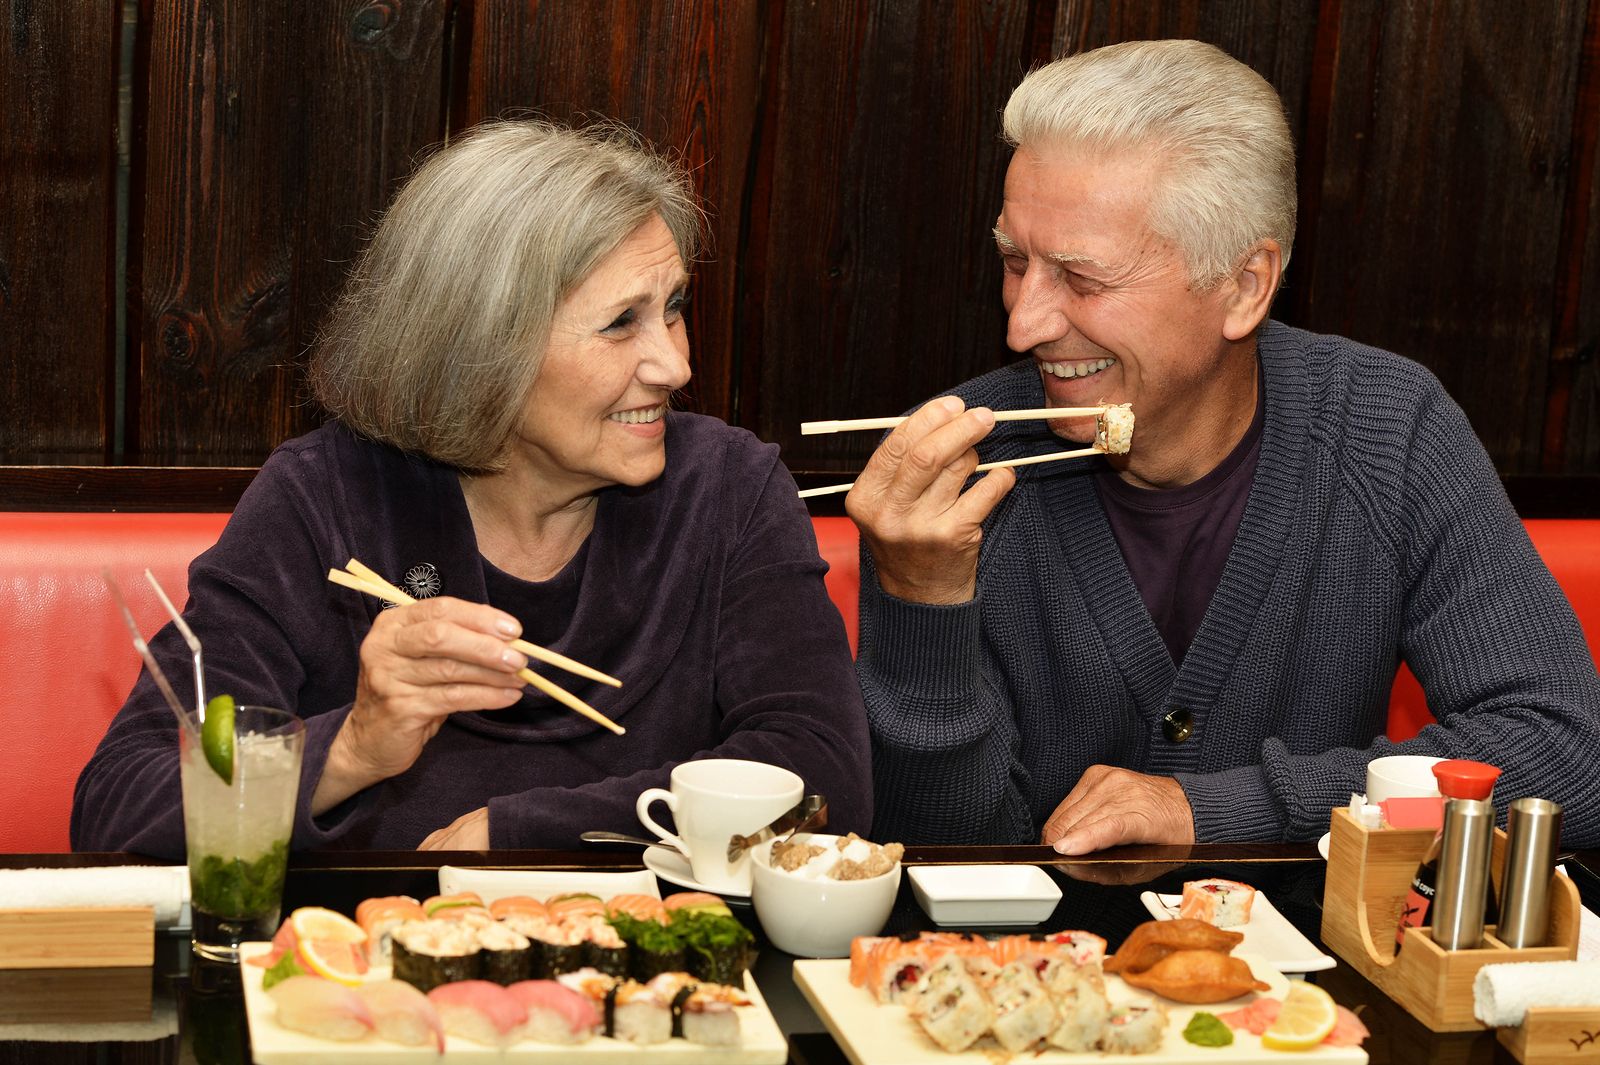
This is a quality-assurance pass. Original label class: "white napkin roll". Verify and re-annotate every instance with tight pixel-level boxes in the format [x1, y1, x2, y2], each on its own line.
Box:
[0, 866, 188, 927]
[1473, 960, 1600, 1027]
[0, 1000, 178, 1043]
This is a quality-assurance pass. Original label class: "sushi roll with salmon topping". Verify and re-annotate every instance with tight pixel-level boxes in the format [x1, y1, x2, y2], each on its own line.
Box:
[391, 918, 482, 992]
[1179, 878, 1256, 927]
[488, 895, 548, 921]
[546, 892, 608, 921]
[423, 891, 487, 919]
[427, 980, 527, 1047]
[356, 897, 427, 965]
[907, 953, 993, 1053]
[606, 893, 667, 923]
[988, 960, 1058, 1053]
[507, 979, 601, 1044]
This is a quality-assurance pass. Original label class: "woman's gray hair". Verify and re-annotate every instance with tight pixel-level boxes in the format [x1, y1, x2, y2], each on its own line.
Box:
[1003, 39, 1296, 290]
[310, 119, 701, 471]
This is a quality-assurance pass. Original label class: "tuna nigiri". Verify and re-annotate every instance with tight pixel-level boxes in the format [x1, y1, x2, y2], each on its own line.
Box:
[507, 979, 601, 1044]
[427, 979, 527, 1047]
[354, 979, 445, 1050]
[267, 975, 374, 1041]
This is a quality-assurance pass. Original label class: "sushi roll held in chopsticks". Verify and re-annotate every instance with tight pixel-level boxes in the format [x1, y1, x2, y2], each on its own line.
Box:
[1095, 403, 1135, 455]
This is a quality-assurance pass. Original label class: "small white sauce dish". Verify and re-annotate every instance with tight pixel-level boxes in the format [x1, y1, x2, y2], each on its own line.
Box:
[908, 864, 1062, 926]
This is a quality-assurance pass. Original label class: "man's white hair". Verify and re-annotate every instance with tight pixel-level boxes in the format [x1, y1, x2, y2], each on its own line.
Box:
[1003, 39, 1296, 289]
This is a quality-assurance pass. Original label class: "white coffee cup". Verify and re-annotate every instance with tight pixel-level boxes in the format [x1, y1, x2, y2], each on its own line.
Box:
[1366, 755, 1445, 804]
[636, 759, 804, 893]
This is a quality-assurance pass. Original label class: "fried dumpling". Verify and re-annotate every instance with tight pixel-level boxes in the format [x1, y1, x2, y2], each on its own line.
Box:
[1103, 918, 1244, 974]
[1118, 949, 1270, 1004]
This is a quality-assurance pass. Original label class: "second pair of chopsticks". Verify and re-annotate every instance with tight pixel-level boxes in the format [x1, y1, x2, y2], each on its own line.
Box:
[801, 405, 1109, 436]
[796, 445, 1106, 498]
[327, 559, 625, 736]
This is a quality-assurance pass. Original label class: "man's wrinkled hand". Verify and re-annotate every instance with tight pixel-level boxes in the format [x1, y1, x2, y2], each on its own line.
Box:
[1041, 766, 1195, 855]
[419, 806, 490, 850]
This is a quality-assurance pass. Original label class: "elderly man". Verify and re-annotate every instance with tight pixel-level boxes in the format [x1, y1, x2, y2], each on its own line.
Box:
[849, 39, 1600, 851]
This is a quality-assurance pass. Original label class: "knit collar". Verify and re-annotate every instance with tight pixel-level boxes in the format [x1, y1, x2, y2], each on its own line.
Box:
[1016, 322, 1311, 747]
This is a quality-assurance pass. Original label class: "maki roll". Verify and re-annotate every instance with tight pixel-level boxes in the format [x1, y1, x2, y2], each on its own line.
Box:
[1045, 962, 1110, 1052]
[527, 919, 588, 978]
[390, 918, 481, 992]
[355, 896, 426, 965]
[907, 953, 993, 1054]
[579, 917, 629, 978]
[475, 921, 533, 985]
[988, 960, 1058, 1053]
[609, 912, 686, 981]
[1103, 1003, 1168, 1054]
[1179, 878, 1257, 928]
[669, 907, 754, 985]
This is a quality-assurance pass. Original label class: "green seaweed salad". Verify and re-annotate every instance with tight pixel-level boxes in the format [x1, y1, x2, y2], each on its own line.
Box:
[608, 903, 754, 985]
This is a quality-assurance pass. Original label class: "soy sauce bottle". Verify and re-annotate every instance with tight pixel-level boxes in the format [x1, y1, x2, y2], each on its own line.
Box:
[1394, 759, 1501, 952]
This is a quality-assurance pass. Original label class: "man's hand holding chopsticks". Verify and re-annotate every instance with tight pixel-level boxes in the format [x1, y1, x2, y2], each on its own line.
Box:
[846, 396, 1016, 605]
[310, 598, 528, 815]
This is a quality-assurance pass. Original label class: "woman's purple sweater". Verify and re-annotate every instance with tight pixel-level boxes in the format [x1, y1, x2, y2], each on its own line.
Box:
[71, 414, 871, 856]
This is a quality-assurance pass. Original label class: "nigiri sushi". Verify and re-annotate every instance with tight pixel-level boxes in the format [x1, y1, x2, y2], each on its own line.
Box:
[267, 975, 374, 1041]
[507, 979, 601, 1044]
[353, 979, 445, 1050]
[427, 980, 527, 1047]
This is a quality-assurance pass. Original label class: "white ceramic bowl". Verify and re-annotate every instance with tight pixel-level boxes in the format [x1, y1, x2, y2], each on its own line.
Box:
[1366, 755, 1444, 804]
[907, 864, 1062, 926]
[749, 834, 901, 958]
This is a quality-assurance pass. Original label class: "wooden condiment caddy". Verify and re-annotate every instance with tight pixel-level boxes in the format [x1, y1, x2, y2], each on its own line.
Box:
[1320, 806, 1579, 1035]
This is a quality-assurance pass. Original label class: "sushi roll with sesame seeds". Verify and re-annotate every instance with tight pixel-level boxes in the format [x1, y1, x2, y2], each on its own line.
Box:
[1102, 1002, 1167, 1054]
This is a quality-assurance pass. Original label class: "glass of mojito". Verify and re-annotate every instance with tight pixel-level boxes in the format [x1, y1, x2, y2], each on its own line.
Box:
[178, 703, 304, 962]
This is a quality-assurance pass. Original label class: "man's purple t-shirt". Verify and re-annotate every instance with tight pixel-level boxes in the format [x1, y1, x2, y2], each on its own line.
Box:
[1094, 375, 1265, 665]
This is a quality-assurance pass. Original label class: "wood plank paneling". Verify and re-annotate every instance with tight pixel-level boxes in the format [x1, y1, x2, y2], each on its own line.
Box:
[134, 0, 448, 464]
[0, 1, 119, 462]
[752, 1, 1042, 473]
[1295, 0, 1590, 474]
[457, 0, 765, 427]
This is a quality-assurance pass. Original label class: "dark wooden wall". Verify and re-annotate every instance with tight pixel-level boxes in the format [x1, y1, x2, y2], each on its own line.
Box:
[3, 0, 1597, 508]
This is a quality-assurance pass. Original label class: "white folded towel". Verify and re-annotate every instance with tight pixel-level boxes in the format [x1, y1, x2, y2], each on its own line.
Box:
[0, 1000, 178, 1043]
[1474, 961, 1600, 1027]
[0, 866, 188, 927]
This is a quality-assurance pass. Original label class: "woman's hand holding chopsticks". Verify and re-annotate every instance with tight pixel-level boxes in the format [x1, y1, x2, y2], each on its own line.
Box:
[310, 597, 531, 815]
[845, 396, 1017, 606]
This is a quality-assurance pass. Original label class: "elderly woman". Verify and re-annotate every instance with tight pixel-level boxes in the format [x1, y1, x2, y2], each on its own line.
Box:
[71, 120, 871, 855]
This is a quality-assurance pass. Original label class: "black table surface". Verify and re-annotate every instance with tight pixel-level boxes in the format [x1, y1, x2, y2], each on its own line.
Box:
[4, 844, 1598, 1065]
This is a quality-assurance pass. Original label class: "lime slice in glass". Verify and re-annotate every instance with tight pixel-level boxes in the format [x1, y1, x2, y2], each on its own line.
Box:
[202, 694, 236, 784]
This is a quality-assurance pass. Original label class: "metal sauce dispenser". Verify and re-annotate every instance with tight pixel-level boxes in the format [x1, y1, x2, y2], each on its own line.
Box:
[1497, 797, 1563, 947]
[1394, 759, 1501, 952]
[1432, 796, 1495, 949]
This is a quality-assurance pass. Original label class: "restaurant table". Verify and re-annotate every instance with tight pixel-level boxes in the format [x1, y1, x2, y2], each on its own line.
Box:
[4, 844, 1599, 1065]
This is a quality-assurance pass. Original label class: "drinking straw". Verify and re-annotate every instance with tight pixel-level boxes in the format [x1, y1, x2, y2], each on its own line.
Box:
[144, 569, 207, 723]
[103, 570, 199, 739]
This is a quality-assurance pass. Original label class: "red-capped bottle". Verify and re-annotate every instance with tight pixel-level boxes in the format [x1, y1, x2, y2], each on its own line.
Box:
[1394, 759, 1502, 952]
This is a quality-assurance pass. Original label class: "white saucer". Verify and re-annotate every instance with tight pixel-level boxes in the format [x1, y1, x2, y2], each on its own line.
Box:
[642, 844, 752, 899]
[1317, 832, 1332, 860]
[1140, 889, 1335, 973]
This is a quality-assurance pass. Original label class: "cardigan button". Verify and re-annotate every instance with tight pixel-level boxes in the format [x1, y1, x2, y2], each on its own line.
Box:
[1162, 708, 1194, 743]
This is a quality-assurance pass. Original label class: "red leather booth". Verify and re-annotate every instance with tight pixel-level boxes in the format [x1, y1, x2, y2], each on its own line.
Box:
[2, 513, 1592, 853]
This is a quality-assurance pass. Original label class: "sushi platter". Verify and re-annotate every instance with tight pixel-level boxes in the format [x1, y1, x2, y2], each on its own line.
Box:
[240, 941, 787, 1063]
[793, 954, 1367, 1064]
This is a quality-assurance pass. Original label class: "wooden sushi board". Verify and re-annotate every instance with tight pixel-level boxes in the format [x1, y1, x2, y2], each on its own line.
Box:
[793, 955, 1368, 1065]
[239, 942, 787, 1064]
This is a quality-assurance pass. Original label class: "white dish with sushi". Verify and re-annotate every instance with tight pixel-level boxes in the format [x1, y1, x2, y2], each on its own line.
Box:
[794, 954, 1365, 1063]
[1138, 891, 1335, 974]
[239, 941, 787, 1063]
[438, 866, 660, 903]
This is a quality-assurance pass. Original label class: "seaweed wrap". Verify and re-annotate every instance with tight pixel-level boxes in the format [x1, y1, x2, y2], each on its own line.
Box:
[609, 912, 686, 981]
[391, 918, 481, 992]
[475, 922, 533, 985]
[671, 909, 754, 986]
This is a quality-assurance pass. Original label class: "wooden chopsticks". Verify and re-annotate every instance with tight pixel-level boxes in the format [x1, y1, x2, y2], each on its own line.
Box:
[796, 445, 1105, 499]
[801, 406, 1108, 436]
[327, 558, 625, 736]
